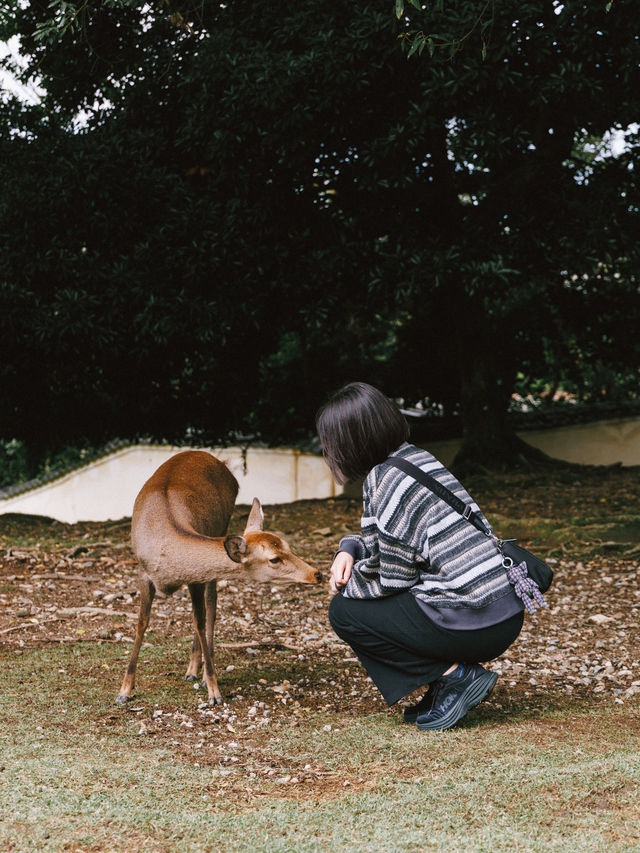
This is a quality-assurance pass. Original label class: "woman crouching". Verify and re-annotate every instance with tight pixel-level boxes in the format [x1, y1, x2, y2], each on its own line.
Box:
[316, 382, 526, 730]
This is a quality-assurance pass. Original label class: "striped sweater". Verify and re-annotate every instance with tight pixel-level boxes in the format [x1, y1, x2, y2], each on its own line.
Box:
[338, 443, 515, 616]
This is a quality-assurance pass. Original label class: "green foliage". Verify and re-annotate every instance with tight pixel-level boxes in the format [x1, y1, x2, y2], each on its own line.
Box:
[397, 0, 496, 61]
[0, 436, 100, 489]
[0, 439, 30, 489]
[0, 0, 639, 469]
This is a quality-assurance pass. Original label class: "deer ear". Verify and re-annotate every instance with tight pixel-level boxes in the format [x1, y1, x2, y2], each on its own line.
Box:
[224, 535, 247, 563]
[243, 497, 264, 533]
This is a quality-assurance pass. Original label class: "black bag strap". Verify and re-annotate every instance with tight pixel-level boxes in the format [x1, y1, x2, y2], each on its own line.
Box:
[384, 455, 494, 539]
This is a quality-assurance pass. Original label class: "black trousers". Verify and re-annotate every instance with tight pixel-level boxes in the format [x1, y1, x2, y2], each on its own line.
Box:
[329, 590, 524, 706]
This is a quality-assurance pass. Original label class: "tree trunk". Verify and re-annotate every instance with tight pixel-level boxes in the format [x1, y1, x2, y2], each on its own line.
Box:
[451, 297, 551, 476]
[453, 356, 530, 474]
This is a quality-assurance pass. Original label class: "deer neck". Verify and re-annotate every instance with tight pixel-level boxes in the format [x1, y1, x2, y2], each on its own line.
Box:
[135, 526, 243, 592]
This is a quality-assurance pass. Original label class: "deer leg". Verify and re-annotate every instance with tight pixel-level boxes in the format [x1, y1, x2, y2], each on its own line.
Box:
[184, 581, 218, 682]
[205, 579, 218, 675]
[185, 582, 204, 681]
[188, 582, 222, 705]
[184, 634, 202, 682]
[117, 576, 155, 704]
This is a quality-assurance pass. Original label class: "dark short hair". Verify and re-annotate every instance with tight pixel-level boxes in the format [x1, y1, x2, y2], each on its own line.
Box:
[315, 382, 410, 483]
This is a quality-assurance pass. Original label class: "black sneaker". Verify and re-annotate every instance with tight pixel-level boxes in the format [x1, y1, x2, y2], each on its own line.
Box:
[416, 664, 498, 731]
[402, 687, 434, 724]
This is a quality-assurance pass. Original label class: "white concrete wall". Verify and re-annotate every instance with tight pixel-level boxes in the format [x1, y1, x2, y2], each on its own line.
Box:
[518, 417, 640, 467]
[428, 417, 640, 469]
[0, 445, 343, 524]
[1, 417, 638, 524]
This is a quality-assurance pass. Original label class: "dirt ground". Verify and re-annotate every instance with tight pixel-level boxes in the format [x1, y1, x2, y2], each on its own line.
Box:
[1, 466, 639, 798]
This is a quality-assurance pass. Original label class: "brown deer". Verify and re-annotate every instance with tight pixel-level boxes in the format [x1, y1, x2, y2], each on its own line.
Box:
[117, 450, 322, 705]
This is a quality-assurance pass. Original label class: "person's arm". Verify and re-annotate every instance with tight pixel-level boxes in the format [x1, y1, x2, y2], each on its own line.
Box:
[339, 474, 423, 600]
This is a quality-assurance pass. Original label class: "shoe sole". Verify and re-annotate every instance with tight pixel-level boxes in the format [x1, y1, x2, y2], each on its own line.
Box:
[416, 671, 498, 731]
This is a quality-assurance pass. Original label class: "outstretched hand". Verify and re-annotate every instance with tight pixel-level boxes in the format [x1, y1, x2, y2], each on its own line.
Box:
[330, 551, 354, 593]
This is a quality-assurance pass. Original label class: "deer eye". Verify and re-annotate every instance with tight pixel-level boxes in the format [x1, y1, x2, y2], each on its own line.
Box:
[269, 557, 282, 565]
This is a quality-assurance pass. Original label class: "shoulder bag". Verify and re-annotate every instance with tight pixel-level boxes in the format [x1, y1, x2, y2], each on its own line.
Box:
[385, 455, 553, 613]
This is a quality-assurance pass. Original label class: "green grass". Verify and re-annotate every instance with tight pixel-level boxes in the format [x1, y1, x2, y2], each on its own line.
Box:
[1, 643, 639, 852]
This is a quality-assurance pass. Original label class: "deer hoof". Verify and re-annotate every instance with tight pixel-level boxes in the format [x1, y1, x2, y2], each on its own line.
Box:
[116, 694, 130, 705]
[184, 674, 198, 682]
[208, 695, 223, 706]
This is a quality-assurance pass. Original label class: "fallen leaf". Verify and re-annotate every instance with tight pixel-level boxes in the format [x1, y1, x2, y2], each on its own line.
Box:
[588, 614, 613, 625]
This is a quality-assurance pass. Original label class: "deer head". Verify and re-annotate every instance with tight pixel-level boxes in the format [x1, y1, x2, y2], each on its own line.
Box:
[224, 497, 321, 584]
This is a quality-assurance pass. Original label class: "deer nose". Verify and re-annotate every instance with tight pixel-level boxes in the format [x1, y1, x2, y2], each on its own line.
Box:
[314, 569, 323, 583]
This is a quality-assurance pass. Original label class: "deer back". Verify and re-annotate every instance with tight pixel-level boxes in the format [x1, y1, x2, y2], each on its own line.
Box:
[131, 451, 238, 567]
